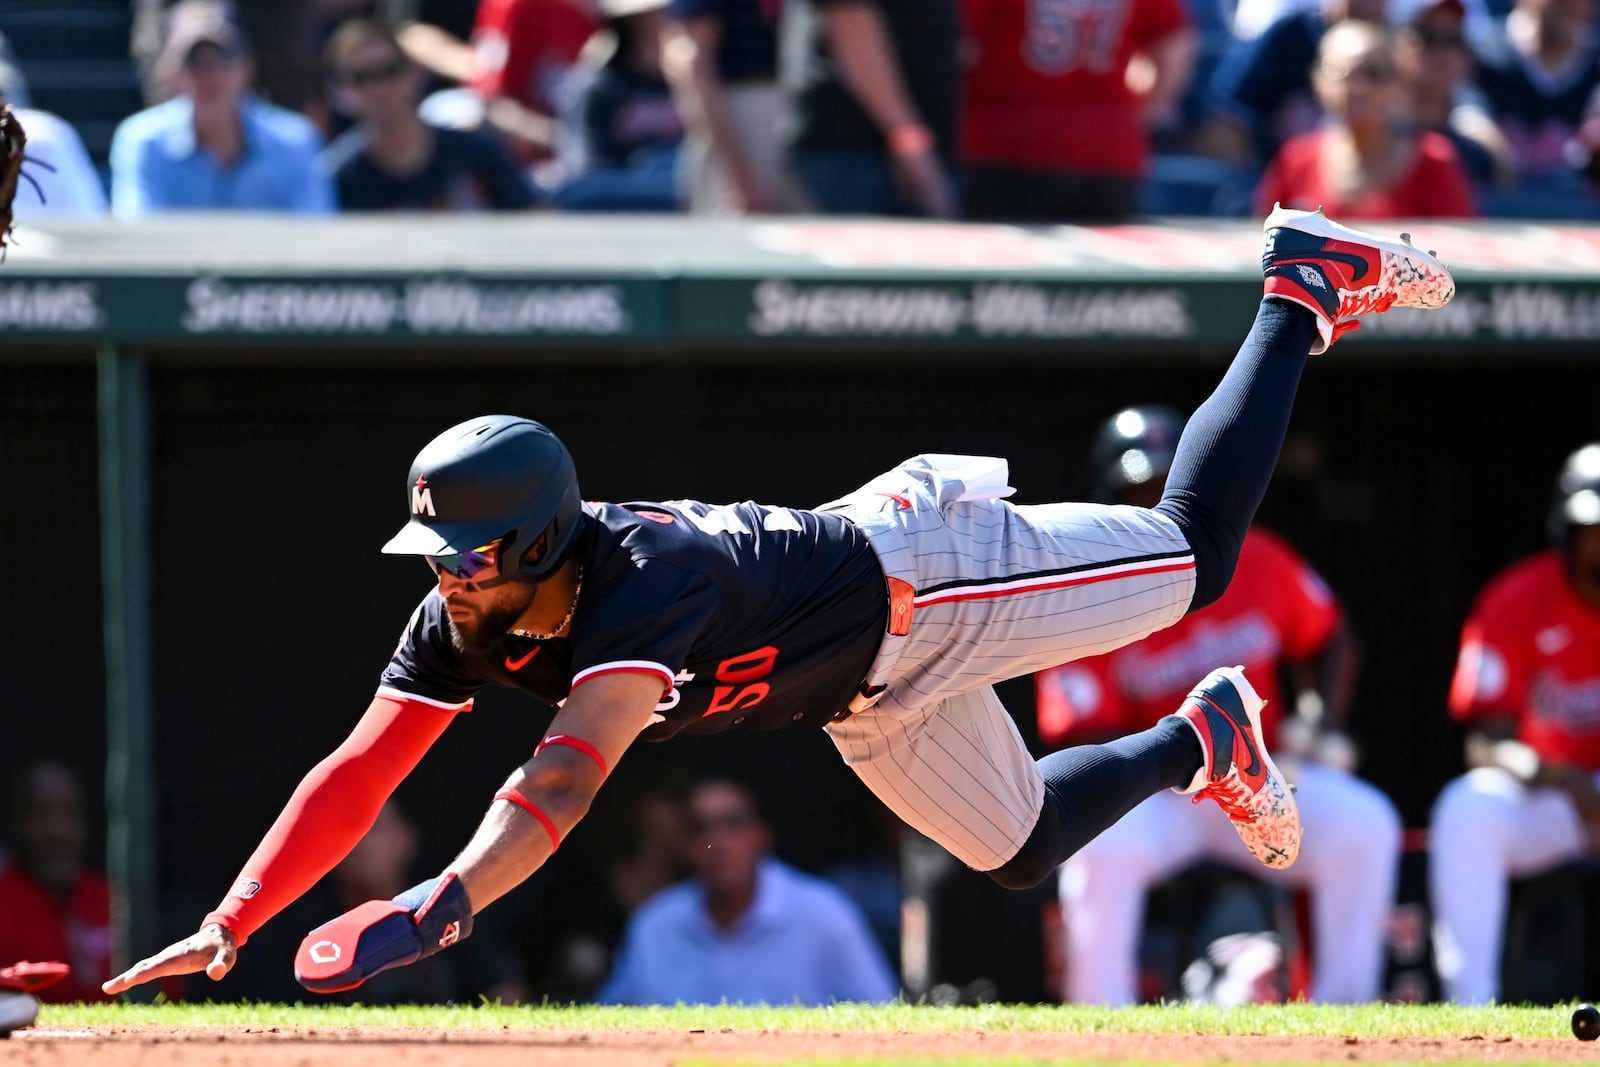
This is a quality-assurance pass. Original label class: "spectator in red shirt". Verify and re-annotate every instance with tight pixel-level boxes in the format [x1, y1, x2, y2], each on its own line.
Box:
[0, 761, 114, 1003]
[1256, 19, 1478, 217]
[961, 0, 1197, 222]
[403, 0, 599, 162]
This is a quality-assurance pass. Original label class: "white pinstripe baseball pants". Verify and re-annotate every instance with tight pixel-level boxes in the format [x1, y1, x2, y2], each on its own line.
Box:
[821, 454, 1197, 872]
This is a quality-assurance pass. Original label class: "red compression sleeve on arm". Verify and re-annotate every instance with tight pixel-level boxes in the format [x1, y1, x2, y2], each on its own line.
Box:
[201, 694, 461, 944]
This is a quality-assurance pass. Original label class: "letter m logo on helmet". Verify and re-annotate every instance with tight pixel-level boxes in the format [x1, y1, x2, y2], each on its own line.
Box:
[382, 415, 586, 584]
[412, 477, 436, 516]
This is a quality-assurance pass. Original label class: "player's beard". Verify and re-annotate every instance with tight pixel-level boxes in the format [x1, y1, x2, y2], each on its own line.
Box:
[446, 585, 536, 654]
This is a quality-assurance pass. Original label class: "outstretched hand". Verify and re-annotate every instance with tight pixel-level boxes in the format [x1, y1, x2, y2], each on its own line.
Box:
[101, 923, 238, 995]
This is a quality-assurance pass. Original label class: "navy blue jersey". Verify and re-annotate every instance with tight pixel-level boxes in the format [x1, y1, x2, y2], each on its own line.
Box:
[323, 125, 537, 211]
[379, 500, 887, 738]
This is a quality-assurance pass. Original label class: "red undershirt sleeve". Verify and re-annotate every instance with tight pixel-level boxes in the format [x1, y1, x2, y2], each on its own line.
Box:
[200, 694, 463, 945]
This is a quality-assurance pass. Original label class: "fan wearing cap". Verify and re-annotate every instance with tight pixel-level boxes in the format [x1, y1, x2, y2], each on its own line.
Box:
[108, 0, 333, 218]
[1037, 405, 1401, 1005]
[1430, 444, 1600, 1004]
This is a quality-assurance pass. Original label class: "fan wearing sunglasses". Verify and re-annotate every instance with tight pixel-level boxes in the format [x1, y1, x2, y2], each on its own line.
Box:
[1256, 18, 1479, 217]
[598, 778, 897, 1005]
[319, 18, 536, 212]
[109, 0, 333, 218]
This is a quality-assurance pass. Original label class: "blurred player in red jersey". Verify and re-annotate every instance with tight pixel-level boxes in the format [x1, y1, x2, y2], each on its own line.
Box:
[0, 761, 114, 1004]
[959, 0, 1197, 221]
[1430, 444, 1600, 1005]
[1037, 407, 1401, 1004]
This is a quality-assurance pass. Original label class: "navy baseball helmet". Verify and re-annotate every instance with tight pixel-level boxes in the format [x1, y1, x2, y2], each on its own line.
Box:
[1549, 442, 1600, 547]
[1090, 406, 1186, 502]
[382, 415, 585, 582]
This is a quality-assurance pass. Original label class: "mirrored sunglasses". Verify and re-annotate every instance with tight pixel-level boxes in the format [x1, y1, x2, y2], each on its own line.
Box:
[425, 539, 502, 579]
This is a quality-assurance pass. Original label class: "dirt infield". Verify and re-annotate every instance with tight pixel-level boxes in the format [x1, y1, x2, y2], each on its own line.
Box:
[9, 1025, 1596, 1065]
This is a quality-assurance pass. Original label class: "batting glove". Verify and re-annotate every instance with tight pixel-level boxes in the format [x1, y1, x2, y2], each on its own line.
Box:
[294, 872, 474, 994]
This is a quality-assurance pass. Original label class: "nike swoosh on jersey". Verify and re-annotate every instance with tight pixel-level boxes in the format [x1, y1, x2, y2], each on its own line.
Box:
[506, 648, 540, 671]
[876, 492, 912, 510]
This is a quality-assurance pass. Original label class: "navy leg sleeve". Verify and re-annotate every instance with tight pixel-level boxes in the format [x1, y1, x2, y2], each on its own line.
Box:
[1155, 298, 1317, 610]
[990, 717, 1201, 889]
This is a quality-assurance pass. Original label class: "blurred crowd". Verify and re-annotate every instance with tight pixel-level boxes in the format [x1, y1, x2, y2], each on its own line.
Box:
[0, 753, 903, 1007]
[7, 0, 1600, 222]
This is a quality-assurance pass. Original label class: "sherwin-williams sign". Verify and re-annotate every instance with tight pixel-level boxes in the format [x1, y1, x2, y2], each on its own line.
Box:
[5, 217, 1600, 350]
[0, 274, 660, 341]
[179, 276, 636, 335]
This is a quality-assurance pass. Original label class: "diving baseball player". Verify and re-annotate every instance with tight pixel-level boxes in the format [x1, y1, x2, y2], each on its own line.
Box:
[103, 207, 1455, 997]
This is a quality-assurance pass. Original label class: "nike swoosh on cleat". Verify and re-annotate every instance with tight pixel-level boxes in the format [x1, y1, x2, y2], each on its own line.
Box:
[1272, 247, 1373, 284]
[1197, 693, 1261, 779]
[505, 648, 540, 671]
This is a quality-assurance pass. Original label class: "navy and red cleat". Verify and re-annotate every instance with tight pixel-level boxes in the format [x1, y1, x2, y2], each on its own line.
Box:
[1262, 204, 1455, 354]
[1173, 666, 1302, 870]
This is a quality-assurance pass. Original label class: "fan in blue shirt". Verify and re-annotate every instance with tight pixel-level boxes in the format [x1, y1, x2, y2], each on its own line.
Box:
[599, 779, 899, 1005]
[109, 2, 333, 219]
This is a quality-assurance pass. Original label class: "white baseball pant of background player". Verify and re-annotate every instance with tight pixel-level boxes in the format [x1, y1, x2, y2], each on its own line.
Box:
[1061, 760, 1401, 1003]
[1429, 766, 1600, 1004]
[819, 454, 1199, 873]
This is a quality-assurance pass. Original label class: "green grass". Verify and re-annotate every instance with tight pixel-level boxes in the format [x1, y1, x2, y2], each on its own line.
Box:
[33, 1000, 1590, 1039]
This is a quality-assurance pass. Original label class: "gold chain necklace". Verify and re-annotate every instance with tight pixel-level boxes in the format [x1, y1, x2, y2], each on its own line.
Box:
[510, 564, 584, 641]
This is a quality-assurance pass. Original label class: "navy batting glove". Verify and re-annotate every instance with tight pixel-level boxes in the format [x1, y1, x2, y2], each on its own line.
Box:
[294, 872, 474, 994]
